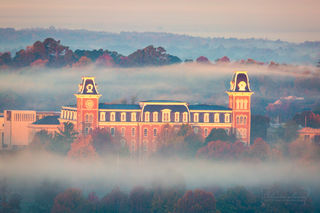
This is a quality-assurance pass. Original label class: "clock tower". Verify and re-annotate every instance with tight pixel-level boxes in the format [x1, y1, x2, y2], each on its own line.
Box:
[75, 77, 101, 135]
[226, 71, 253, 145]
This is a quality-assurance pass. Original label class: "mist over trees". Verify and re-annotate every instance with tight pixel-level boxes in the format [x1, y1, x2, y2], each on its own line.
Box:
[0, 27, 319, 64]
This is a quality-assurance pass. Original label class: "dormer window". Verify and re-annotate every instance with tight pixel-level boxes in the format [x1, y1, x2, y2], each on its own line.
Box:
[153, 112, 158, 122]
[204, 113, 209, 123]
[110, 112, 115, 121]
[193, 113, 199, 123]
[121, 112, 126, 122]
[162, 109, 171, 122]
[214, 113, 220, 123]
[175, 112, 180, 122]
[183, 112, 188, 123]
[131, 112, 136, 122]
[145, 112, 150, 122]
[224, 114, 230, 123]
[100, 112, 106, 121]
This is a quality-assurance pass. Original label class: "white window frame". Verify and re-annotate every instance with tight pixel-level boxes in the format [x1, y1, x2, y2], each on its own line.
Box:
[214, 113, 220, 123]
[121, 112, 126, 122]
[175, 112, 180, 122]
[131, 112, 136, 122]
[194, 113, 199, 123]
[110, 112, 116, 121]
[204, 113, 209, 123]
[153, 112, 158, 122]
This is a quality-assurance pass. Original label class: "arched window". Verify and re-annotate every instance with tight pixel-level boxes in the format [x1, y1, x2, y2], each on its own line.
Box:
[237, 116, 240, 124]
[175, 112, 180, 122]
[153, 128, 157, 136]
[204, 128, 208, 137]
[224, 114, 230, 123]
[111, 127, 115, 136]
[214, 113, 220, 123]
[236, 99, 240, 109]
[240, 116, 243, 124]
[244, 99, 248, 109]
[144, 128, 148, 137]
[244, 116, 247, 125]
[239, 99, 243, 109]
[121, 127, 125, 136]
[194, 113, 199, 123]
[204, 113, 209, 123]
[100, 112, 106, 121]
[131, 127, 135, 136]
[110, 112, 115, 121]
[153, 112, 158, 122]
[162, 110, 171, 122]
[131, 112, 136, 122]
[183, 112, 188, 123]
[145, 112, 150, 122]
[121, 112, 126, 122]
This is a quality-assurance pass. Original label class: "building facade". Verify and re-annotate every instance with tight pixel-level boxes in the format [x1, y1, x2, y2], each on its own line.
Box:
[58, 71, 253, 153]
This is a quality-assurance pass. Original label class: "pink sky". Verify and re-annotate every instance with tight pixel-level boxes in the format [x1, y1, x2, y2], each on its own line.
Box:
[1, 0, 320, 42]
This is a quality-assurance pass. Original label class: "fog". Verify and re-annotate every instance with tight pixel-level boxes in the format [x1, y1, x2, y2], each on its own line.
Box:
[1, 151, 319, 195]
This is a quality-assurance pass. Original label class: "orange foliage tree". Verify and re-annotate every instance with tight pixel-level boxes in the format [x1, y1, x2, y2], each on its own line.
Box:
[68, 135, 97, 159]
[51, 188, 87, 213]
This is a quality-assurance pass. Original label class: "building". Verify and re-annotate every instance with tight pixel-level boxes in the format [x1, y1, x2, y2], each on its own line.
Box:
[298, 127, 320, 145]
[0, 71, 253, 153]
[58, 71, 253, 153]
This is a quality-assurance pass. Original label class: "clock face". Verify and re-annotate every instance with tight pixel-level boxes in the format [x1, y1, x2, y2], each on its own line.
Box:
[238, 81, 247, 91]
[85, 100, 94, 109]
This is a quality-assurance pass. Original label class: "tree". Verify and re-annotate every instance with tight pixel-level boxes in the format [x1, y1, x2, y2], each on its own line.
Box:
[52, 122, 78, 155]
[68, 135, 97, 159]
[196, 56, 210, 64]
[99, 187, 130, 213]
[282, 120, 299, 142]
[205, 128, 236, 144]
[29, 130, 54, 151]
[129, 186, 152, 213]
[196, 140, 232, 160]
[216, 186, 259, 213]
[176, 189, 216, 213]
[249, 138, 271, 161]
[51, 188, 88, 213]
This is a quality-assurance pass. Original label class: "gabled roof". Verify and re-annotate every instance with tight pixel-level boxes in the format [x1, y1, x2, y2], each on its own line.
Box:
[99, 103, 141, 110]
[32, 116, 60, 125]
[189, 105, 231, 111]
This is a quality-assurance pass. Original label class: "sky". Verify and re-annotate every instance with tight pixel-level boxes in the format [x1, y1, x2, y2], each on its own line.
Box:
[1, 0, 320, 42]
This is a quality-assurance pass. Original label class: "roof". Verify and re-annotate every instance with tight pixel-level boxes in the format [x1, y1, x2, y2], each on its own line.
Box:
[99, 103, 141, 110]
[189, 105, 231, 111]
[143, 104, 188, 112]
[64, 104, 76, 108]
[32, 116, 60, 125]
[142, 100, 185, 103]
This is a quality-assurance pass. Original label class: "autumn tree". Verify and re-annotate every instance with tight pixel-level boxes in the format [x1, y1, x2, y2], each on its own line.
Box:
[251, 115, 270, 143]
[68, 135, 97, 159]
[29, 130, 54, 151]
[51, 188, 89, 213]
[176, 189, 216, 213]
[99, 187, 130, 213]
[196, 56, 210, 64]
[249, 138, 271, 161]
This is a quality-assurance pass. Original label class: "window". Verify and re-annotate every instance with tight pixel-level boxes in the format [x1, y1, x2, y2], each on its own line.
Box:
[63, 111, 66, 119]
[100, 112, 106, 121]
[162, 110, 171, 122]
[110, 112, 115, 121]
[204, 128, 208, 137]
[144, 128, 148, 137]
[145, 112, 150, 122]
[244, 116, 247, 124]
[131, 112, 136, 122]
[74, 112, 77, 120]
[183, 112, 188, 123]
[240, 116, 243, 124]
[237, 116, 240, 124]
[131, 127, 136, 136]
[236, 99, 240, 109]
[153, 128, 157, 136]
[239, 99, 244, 109]
[121, 127, 125, 136]
[214, 113, 220, 123]
[224, 114, 230, 123]
[194, 113, 199, 123]
[121, 112, 126, 122]
[153, 112, 158, 122]
[244, 99, 248, 109]
[111, 127, 115, 136]
[175, 112, 180, 122]
[67, 111, 70, 120]
[204, 113, 209, 123]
